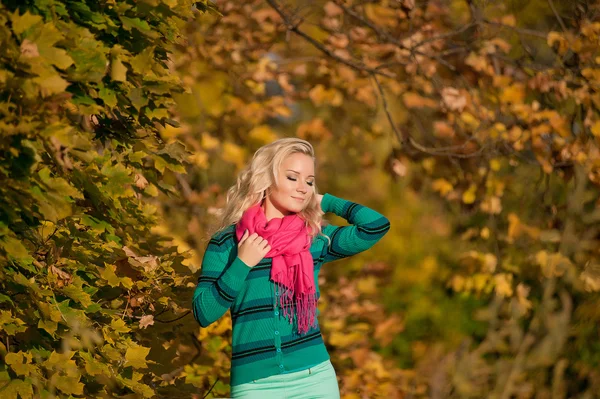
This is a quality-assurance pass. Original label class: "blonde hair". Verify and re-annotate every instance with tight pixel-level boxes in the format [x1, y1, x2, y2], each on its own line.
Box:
[207, 138, 330, 244]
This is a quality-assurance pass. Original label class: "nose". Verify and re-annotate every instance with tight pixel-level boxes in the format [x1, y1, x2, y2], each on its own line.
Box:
[297, 181, 308, 193]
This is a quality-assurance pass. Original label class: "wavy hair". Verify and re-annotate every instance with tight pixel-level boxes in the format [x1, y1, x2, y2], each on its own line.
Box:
[207, 138, 330, 245]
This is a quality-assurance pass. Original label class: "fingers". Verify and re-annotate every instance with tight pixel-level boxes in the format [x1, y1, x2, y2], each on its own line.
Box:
[263, 244, 271, 254]
[239, 231, 270, 249]
[238, 229, 249, 245]
[260, 239, 270, 251]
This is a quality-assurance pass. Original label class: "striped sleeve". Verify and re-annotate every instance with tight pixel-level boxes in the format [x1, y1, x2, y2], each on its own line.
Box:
[320, 193, 391, 263]
[192, 232, 251, 328]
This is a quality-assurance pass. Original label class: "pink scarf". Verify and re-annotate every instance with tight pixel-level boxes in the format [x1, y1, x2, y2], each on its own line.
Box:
[235, 201, 317, 335]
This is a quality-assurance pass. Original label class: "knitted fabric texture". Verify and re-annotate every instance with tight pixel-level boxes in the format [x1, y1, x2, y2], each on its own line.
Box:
[235, 200, 317, 335]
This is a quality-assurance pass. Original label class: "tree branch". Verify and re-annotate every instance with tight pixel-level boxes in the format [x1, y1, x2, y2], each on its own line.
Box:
[332, 0, 458, 71]
[547, 0, 569, 34]
[265, 0, 395, 78]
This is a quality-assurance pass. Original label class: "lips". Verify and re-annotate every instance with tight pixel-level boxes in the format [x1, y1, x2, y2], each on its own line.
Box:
[292, 197, 305, 202]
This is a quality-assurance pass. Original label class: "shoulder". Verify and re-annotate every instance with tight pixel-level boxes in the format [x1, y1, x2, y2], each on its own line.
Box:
[320, 222, 338, 237]
[207, 224, 237, 250]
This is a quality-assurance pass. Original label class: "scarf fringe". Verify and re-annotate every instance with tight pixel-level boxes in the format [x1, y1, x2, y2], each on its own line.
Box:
[276, 281, 317, 335]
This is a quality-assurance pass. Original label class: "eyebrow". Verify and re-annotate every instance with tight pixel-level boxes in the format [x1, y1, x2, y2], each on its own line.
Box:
[286, 169, 315, 178]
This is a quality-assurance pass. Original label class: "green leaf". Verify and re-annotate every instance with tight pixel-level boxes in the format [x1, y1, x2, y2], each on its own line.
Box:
[0, 236, 30, 262]
[157, 141, 189, 163]
[61, 284, 93, 308]
[0, 293, 14, 306]
[120, 16, 158, 38]
[99, 85, 117, 108]
[129, 46, 155, 75]
[80, 351, 111, 376]
[67, 29, 109, 82]
[129, 87, 148, 110]
[0, 311, 27, 336]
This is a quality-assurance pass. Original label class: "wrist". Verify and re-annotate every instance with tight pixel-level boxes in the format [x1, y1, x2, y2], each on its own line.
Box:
[320, 193, 337, 213]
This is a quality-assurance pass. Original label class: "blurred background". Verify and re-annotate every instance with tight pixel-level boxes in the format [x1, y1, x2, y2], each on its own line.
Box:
[1, 0, 600, 398]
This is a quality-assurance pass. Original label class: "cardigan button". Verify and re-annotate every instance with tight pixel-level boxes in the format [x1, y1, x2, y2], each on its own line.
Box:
[274, 330, 279, 335]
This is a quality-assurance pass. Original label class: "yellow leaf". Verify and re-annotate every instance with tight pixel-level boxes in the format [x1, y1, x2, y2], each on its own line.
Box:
[273, 104, 292, 117]
[125, 344, 151, 369]
[480, 196, 502, 214]
[460, 111, 480, 129]
[201, 132, 220, 150]
[536, 251, 573, 278]
[309, 84, 343, 107]
[100, 264, 123, 288]
[364, 4, 400, 27]
[329, 331, 364, 348]
[35, 74, 69, 97]
[248, 125, 278, 145]
[11, 11, 43, 35]
[221, 141, 247, 169]
[547, 31, 569, 55]
[189, 151, 209, 169]
[462, 184, 477, 204]
[38, 319, 57, 336]
[356, 276, 378, 295]
[402, 92, 438, 109]
[432, 178, 453, 197]
[591, 121, 600, 137]
[111, 56, 128, 82]
[297, 118, 332, 140]
[490, 158, 501, 171]
[473, 273, 489, 292]
[111, 318, 131, 333]
[500, 83, 525, 104]
[450, 275, 465, 291]
[494, 273, 513, 297]
[501, 15, 516, 27]
[465, 52, 489, 73]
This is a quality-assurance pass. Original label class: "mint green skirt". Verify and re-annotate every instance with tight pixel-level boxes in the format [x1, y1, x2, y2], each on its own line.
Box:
[230, 359, 340, 398]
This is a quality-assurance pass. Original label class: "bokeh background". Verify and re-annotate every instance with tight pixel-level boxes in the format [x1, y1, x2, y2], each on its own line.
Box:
[2, 0, 600, 398]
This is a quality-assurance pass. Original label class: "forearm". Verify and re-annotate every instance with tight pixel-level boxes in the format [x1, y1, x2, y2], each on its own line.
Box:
[320, 193, 390, 262]
[192, 255, 251, 327]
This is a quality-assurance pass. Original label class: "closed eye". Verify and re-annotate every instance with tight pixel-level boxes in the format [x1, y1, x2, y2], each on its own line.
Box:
[287, 177, 314, 186]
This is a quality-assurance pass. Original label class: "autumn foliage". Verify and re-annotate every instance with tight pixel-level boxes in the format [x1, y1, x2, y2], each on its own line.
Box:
[3, 0, 600, 398]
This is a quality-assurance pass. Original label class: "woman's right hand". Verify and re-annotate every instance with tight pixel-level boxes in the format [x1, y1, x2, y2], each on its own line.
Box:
[237, 230, 271, 268]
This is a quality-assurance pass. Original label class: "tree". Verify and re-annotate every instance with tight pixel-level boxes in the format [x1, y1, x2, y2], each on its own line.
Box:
[0, 0, 221, 397]
[168, 0, 600, 397]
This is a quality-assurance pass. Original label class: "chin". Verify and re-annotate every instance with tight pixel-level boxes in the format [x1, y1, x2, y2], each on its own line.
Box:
[287, 204, 304, 213]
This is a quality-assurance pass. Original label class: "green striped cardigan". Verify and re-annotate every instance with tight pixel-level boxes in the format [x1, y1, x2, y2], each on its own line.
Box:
[192, 193, 391, 386]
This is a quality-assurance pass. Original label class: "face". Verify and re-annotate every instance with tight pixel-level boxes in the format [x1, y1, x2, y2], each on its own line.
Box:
[267, 152, 315, 216]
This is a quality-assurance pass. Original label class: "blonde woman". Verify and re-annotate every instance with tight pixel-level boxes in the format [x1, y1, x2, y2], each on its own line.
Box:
[192, 138, 390, 398]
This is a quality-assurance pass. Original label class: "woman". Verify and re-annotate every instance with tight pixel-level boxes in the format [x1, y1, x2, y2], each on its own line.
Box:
[192, 138, 390, 398]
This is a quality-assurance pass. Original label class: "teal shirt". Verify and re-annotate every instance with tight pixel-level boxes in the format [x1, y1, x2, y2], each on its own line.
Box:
[192, 193, 391, 386]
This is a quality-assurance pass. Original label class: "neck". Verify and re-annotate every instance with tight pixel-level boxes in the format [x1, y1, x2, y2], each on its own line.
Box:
[262, 196, 293, 221]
